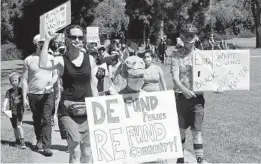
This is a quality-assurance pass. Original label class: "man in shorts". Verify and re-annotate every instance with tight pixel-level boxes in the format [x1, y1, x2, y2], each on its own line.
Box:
[171, 23, 205, 164]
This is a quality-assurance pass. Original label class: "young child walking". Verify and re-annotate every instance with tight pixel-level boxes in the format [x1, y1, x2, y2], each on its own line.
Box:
[2, 72, 26, 149]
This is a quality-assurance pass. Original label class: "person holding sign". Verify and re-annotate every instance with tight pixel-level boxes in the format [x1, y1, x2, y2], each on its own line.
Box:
[2, 72, 26, 149]
[39, 25, 99, 163]
[119, 56, 168, 163]
[119, 55, 146, 94]
[171, 23, 205, 164]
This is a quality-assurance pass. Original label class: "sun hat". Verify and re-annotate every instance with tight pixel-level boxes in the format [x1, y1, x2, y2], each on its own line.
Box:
[121, 56, 145, 78]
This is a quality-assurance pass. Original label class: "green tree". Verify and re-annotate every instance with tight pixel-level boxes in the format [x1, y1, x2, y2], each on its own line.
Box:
[92, 0, 129, 41]
[2, 0, 103, 58]
[126, 0, 210, 45]
[246, 0, 261, 48]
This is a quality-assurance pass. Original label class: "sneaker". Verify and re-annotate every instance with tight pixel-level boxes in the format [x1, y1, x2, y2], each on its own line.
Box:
[20, 139, 26, 149]
[196, 157, 204, 164]
[34, 140, 43, 150]
[176, 157, 185, 164]
[43, 148, 53, 156]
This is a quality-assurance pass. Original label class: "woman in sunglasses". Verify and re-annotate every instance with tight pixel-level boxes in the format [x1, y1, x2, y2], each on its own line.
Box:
[39, 25, 99, 163]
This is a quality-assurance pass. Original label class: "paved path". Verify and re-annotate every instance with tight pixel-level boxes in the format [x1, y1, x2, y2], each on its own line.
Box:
[19, 114, 209, 163]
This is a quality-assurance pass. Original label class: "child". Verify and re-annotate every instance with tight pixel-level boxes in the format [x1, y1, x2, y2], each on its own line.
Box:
[2, 72, 26, 149]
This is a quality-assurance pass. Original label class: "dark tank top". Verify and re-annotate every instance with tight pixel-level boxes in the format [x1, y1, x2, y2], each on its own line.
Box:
[59, 53, 93, 116]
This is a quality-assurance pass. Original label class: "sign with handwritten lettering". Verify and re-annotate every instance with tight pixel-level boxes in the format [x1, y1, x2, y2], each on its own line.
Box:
[86, 27, 100, 45]
[193, 50, 250, 91]
[40, 1, 71, 39]
[85, 91, 183, 164]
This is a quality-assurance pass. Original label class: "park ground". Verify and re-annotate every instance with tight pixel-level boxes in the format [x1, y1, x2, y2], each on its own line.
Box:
[1, 38, 261, 163]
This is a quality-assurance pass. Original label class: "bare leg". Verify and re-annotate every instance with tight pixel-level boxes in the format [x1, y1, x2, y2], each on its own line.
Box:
[80, 142, 92, 163]
[68, 141, 81, 163]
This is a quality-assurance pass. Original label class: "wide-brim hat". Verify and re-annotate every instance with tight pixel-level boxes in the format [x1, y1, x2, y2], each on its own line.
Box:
[122, 56, 145, 78]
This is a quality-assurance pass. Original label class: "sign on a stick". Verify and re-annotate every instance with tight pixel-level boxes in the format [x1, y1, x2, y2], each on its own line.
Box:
[40, 1, 71, 39]
[85, 90, 183, 164]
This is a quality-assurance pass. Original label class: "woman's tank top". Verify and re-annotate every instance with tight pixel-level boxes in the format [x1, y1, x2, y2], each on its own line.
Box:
[61, 53, 93, 102]
[142, 64, 161, 92]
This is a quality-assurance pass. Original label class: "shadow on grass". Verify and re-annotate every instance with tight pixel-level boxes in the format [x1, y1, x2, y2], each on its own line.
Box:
[1, 140, 34, 150]
[50, 144, 67, 152]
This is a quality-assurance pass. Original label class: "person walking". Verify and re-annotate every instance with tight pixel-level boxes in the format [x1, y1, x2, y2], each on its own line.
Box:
[39, 25, 100, 163]
[2, 72, 26, 149]
[22, 34, 56, 156]
[158, 38, 167, 64]
[141, 50, 167, 92]
[171, 23, 205, 164]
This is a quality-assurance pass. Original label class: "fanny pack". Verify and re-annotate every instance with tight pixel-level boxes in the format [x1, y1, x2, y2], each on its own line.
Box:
[64, 100, 87, 116]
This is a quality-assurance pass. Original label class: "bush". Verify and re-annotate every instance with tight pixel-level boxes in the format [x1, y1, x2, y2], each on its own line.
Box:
[1, 43, 23, 61]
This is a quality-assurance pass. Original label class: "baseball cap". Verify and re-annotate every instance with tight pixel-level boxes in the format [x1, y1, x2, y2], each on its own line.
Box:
[33, 34, 45, 45]
[122, 56, 145, 78]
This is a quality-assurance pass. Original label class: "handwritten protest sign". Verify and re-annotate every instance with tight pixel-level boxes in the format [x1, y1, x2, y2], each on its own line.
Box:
[85, 91, 183, 164]
[86, 27, 100, 44]
[40, 1, 71, 39]
[193, 50, 250, 91]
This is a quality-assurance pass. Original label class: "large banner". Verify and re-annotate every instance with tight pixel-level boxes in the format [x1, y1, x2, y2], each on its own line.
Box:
[85, 90, 183, 164]
[193, 50, 250, 92]
[40, 1, 71, 39]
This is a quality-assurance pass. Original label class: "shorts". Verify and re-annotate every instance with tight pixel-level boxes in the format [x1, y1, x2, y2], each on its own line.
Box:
[10, 113, 23, 128]
[60, 115, 90, 144]
[175, 93, 205, 131]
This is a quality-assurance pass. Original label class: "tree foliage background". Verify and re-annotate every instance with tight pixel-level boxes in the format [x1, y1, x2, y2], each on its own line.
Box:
[1, 0, 260, 60]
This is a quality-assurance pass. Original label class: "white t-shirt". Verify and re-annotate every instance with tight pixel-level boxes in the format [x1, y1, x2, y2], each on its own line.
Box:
[24, 54, 55, 94]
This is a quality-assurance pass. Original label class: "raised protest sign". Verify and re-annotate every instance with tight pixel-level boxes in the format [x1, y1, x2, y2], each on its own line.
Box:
[40, 1, 71, 39]
[193, 50, 250, 91]
[86, 27, 100, 44]
[85, 90, 183, 164]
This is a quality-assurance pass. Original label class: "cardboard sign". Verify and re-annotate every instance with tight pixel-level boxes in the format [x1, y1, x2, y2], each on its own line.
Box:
[85, 90, 183, 164]
[193, 50, 250, 91]
[40, 1, 71, 39]
[86, 27, 100, 44]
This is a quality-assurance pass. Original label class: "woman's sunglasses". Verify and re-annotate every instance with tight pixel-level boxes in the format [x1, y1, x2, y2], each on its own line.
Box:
[69, 35, 84, 41]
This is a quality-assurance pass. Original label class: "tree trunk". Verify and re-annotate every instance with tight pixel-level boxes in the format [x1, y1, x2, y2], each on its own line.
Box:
[251, 0, 261, 48]
[256, 25, 261, 48]
[143, 24, 146, 47]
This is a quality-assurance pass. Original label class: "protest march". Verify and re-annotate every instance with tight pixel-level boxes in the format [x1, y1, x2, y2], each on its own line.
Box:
[1, 0, 259, 163]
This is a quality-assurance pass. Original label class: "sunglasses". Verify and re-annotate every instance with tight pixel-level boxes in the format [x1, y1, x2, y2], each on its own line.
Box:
[69, 35, 84, 41]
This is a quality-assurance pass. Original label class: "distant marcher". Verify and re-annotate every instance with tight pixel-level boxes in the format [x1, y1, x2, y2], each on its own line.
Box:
[110, 52, 126, 92]
[141, 50, 167, 92]
[158, 38, 167, 64]
[2, 72, 26, 149]
[22, 34, 56, 156]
